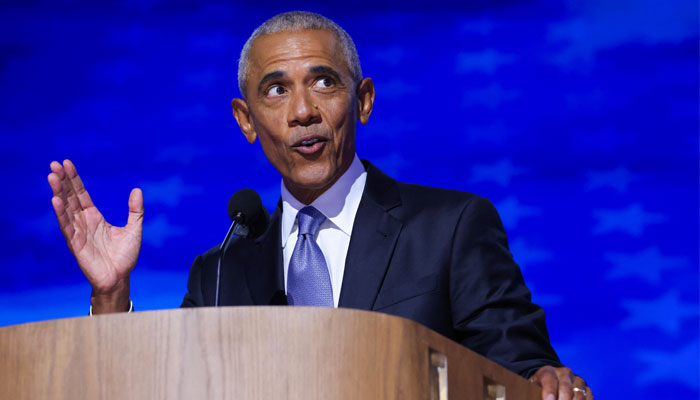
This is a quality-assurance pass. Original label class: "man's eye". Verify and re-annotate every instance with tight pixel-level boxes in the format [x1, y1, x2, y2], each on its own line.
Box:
[266, 85, 286, 97]
[313, 77, 334, 89]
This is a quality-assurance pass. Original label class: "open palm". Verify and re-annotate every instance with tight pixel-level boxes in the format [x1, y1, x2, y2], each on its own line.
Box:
[48, 160, 143, 295]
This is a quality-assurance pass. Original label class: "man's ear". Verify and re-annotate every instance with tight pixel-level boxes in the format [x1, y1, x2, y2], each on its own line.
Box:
[356, 78, 375, 125]
[232, 98, 257, 143]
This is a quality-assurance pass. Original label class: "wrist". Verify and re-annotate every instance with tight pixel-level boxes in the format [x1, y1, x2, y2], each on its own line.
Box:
[90, 278, 131, 314]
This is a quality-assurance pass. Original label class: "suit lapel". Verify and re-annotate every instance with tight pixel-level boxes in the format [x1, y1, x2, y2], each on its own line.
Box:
[338, 161, 403, 310]
[243, 204, 286, 305]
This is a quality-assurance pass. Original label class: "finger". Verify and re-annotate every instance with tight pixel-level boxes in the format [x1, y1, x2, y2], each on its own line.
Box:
[54, 160, 82, 215]
[127, 188, 144, 229]
[51, 196, 76, 248]
[572, 376, 588, 400]
[49, 160, 64, 178]
[534, 368, 558, 400]
[48, 171, 63, 197]
[49, 162, 72, 211]
[63, 159, 95, 210]
[556, 369, 574, 400]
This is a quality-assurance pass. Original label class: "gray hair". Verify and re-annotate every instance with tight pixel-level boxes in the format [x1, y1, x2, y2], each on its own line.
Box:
[237, 11, 363, 99]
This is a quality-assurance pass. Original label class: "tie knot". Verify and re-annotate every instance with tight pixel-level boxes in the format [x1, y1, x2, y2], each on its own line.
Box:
[297, 206, 326, 236]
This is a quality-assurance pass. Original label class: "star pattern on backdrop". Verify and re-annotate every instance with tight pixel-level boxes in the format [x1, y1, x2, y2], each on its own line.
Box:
[549, 1, 698, 66]
[455, 49, 515, 75]
[376, 79, 420, 99]
[457, 18, 496, 35]
[495, 196, 540, 230]
[591, 203, 666, 236]
[372, 152, 405, 179]
[636, 340, 699, 389]
[470, 159, 526, 187]
[2, 3, 697, 398]
[620, 291, 699, 336]
[364, 115, 419, 139]
[605, 246, 688, 285]
[184, 69, 218, 87]
[466, 122, 510, 144]
[526, 283, 563, 308]
[24, 211, 61, 239]
[156, 144, 211, 165]
[173, 103, 211, 123]
[370, 45, 405, 66]
[585, 166, 636, 193]
[139, 176, 202, 207]
[509, 237, 553, 270]
[142, 213, 187, 247]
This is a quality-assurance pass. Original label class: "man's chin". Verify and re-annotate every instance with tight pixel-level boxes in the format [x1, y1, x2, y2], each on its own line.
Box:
[283, 169, 340, 203]
[286, 175, 333, 192]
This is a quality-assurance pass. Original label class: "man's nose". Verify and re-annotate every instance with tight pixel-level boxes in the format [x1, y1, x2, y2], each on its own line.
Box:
[287, 89, 321, 127]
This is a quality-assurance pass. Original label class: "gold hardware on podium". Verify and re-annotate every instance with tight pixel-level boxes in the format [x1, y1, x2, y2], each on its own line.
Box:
[429, 349, 448, 400]
[483, 376, 506, 400]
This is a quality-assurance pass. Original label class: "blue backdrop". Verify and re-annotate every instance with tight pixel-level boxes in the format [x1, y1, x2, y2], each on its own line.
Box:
[1, 1, 698, 398]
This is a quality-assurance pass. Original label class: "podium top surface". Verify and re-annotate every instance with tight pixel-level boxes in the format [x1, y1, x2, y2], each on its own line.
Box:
[0, 307, 541, 400]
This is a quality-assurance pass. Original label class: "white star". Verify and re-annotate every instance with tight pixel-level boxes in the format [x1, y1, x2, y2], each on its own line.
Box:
[470, 159, 526, 187]
[636, 340, 699, 389]
[620, 291, 698, 336]
[495, 196, 540, 230]
[143, 214, 187, 247]
[591, 203, 666, 236]
[605, 246, 688, 285]
[585, 166, 636, 193]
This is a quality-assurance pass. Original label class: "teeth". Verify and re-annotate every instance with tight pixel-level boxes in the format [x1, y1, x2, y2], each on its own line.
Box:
[300, 138, 319, 146]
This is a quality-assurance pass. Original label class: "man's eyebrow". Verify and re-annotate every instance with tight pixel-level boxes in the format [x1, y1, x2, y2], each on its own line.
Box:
[257, 70, 285, 93]
[309, 65, 341, 81]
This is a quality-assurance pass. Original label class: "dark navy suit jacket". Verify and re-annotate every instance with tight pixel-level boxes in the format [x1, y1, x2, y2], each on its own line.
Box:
[181, 160, 562, 377]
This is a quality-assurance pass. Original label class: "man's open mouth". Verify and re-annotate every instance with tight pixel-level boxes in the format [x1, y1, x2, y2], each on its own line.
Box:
[292, 136, 328, 148]
[291, 136, 328, 154]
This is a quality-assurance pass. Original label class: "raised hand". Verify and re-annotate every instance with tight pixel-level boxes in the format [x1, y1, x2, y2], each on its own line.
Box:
[47, 159, 144, 314]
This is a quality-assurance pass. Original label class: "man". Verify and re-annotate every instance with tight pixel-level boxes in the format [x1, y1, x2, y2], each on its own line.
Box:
[48, 11, 592, 400]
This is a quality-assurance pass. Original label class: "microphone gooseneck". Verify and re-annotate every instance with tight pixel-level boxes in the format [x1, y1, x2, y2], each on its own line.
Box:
[215, 188, 269, 306]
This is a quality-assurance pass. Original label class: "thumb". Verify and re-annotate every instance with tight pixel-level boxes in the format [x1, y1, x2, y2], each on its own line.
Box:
[127, 188, 144, 228]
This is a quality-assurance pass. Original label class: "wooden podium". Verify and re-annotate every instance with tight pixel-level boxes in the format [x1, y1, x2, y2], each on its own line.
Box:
[0, 307, 541, 399]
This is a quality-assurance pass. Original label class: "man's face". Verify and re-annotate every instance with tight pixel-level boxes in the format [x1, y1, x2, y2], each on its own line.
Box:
[234, 29, 370, 204]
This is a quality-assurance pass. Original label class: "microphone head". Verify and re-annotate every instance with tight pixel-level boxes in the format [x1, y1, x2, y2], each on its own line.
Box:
[227, 188, 269, 239]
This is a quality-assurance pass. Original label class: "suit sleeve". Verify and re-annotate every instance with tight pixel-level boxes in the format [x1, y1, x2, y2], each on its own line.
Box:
[180, 254, 205, 307]
[449, 196, 562, 377]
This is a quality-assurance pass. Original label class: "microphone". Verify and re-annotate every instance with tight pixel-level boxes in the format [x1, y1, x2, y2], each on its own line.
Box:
[227, 188, 270, 239]
[215, 188, 270, 306]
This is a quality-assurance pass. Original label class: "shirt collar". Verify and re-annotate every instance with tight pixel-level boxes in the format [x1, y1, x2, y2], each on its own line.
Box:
[281, 154, 367, 248]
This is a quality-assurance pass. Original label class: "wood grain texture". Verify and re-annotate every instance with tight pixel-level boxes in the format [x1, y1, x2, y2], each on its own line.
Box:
[0, 307, 541, 399]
